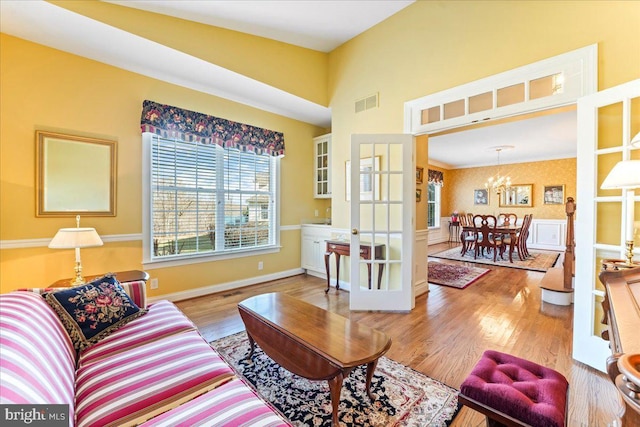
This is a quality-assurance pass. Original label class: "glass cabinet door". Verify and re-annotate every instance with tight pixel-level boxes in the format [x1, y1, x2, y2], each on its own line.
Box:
[313, 134, 331, 198]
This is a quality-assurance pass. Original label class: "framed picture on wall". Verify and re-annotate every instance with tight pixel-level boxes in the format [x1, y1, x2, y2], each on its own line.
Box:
[36, 130, 117, 217]
[543, 184, 565, 205]
[345, 156, 381, 201]
[500, 184, 533, 207]
[416, 188, 422, 202]
[474, 188, 489, 205]
[416, 167, 424, 184]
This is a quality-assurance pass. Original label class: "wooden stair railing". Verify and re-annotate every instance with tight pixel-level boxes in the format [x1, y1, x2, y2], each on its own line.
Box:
[539, 197, 575, 305]
[563, 197, 576, 289]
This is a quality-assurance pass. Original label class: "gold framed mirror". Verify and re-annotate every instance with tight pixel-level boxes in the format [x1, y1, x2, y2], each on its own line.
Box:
[36, 131, 116, 217]
[499, 184, 532, 207]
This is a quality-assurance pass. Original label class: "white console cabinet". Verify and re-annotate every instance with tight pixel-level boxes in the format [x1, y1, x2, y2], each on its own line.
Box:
[301, 225, 331, 278]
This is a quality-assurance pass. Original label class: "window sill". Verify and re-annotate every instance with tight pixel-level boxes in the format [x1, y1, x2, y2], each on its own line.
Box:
[142, 245, 282, 270]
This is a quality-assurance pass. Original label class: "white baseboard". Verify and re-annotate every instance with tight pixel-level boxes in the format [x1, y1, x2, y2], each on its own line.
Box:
[305, 269, 327, 280]
[147, 268, 305, 303]
[415, 279, 429, 297]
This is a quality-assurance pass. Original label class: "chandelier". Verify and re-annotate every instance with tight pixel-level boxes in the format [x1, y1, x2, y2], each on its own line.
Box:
[484, 147, 512, 194]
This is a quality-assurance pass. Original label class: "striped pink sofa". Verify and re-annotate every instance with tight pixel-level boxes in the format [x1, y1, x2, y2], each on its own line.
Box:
[0, 282, 291, 427]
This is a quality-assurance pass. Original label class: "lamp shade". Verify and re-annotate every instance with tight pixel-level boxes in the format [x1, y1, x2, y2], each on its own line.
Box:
[601, 160, 640, 190]
[48, 227, 103, 249]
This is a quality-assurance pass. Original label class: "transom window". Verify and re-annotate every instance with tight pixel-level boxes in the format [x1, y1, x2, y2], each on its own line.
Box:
[143, 133, 278, 263]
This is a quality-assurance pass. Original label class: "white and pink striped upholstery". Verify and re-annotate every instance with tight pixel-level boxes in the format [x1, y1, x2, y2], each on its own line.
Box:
[75, 330, 236, 427]
[1, 286, 291, 426]
[141, 378, 292, 427]
[79, 300, 196, 365]
[0, 292, 75, 425]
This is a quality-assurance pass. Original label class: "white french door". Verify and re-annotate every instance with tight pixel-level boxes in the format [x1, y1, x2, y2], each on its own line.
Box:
[349, 134, 415, 311]
[574, 79, 640, 371]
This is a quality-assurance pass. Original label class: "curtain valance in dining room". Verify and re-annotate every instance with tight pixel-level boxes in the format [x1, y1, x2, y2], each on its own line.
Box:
[428, 169, 444, 186]
[140, 100, 285, 156]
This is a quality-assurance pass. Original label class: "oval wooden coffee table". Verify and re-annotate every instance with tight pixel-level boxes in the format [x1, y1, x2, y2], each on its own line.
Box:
[238, 293, 392, 426]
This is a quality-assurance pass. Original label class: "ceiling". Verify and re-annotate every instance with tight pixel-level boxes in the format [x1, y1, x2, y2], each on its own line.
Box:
[1, 0, 416, 128]
[0, 0, 576, 166]
[429, 110, 577, 169]
[103, 0, 416, 53]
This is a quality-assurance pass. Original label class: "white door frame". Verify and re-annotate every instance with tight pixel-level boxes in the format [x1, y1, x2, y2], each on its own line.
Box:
[574, 79, 640, 372]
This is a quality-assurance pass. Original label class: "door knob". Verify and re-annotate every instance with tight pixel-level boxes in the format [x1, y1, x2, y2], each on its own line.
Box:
[352, 228, 358, 235]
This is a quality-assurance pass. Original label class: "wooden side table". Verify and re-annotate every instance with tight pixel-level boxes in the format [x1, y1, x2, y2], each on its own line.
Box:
[448, 220, 460, 243]
[324, 240, 384, 293]
[50, 270, 149, 287]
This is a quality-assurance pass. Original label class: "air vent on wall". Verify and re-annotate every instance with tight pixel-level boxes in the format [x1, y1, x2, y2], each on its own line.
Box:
[355, 93, 379, 113]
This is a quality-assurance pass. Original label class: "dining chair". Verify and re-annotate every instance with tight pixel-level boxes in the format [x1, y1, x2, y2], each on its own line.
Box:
[459, 214, 476, 256]
[502, 214, 532, 261]
[519, 214, 532, 258]
[498, 213, 517, 226]
[472, 215, 504, 261]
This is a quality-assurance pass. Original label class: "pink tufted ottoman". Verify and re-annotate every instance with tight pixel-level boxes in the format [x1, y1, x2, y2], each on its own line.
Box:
[459, 350, 569, 427]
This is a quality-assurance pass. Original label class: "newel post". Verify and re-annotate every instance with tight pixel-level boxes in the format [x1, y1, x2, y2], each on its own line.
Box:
[564, 197, 576, 289]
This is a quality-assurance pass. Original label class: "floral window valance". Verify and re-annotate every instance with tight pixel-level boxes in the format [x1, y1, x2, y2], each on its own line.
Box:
[140, 100, 285, 157]
[428, 169, 444, 186]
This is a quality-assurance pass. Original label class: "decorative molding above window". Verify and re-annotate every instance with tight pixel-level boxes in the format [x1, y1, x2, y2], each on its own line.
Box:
[404, 45, 597, 135]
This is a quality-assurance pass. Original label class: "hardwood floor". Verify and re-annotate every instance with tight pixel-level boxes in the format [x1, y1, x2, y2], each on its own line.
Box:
[176, 242, 631, 427]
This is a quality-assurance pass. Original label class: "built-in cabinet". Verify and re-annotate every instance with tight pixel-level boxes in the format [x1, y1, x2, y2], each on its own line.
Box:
[301, 225, 331, 278]
[313, 134, 331, 198]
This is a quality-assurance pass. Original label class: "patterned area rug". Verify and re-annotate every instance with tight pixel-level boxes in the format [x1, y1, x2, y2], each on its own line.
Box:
[430, 247, 560, 272]
[211, 332, 460, 426]
[428, 261, 490, 289]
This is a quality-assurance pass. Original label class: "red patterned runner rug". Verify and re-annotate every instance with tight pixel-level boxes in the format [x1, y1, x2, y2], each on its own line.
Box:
[428, 261, 490, 289]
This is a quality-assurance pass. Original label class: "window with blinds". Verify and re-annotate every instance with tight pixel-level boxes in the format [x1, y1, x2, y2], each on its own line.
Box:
[148, 135, 276, 260]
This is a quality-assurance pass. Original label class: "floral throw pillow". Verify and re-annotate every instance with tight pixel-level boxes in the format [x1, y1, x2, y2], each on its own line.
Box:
[44, 274, 147, 352]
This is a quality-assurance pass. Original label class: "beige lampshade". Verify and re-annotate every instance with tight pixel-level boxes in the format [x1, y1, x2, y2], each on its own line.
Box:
[48, 227, 103, 249]
[601, 160, 640, 190]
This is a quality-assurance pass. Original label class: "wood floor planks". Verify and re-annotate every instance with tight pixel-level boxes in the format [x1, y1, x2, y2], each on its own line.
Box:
[176, 242, 633, 426]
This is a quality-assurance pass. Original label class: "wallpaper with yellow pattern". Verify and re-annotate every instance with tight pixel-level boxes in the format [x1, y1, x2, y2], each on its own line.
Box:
[433, 158, 576, 220]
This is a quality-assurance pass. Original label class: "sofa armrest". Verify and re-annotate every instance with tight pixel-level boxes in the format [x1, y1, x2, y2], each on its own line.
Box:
[119, 280, 148, 309]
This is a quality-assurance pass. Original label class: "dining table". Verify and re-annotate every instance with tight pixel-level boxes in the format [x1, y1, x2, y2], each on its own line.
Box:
[461, 224, 522, 263]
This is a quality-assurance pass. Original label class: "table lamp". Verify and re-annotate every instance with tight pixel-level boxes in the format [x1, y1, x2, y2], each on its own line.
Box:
[49, 215, 103, 286]
[601, 159, 640, 266]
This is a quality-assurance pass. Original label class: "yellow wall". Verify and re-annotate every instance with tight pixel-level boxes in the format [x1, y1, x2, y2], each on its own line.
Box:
[0, 34, 325, 294]
[445, 158, 576, 220]
[2, 0, 639, 295]
[52, 0, 329, 106]
[415, 135, 428, 229]
[327, 0, 640, 229]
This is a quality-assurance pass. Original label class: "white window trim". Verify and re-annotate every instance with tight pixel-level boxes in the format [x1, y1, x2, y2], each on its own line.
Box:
[141, 133, 281, 268]
[427, 182, 441, 229]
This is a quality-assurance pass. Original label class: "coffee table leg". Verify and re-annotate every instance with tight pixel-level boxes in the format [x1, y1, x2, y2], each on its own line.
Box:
[246, 332, 256, 359]
[365, 359, 379, 400]
[328, 372, 344, 426]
